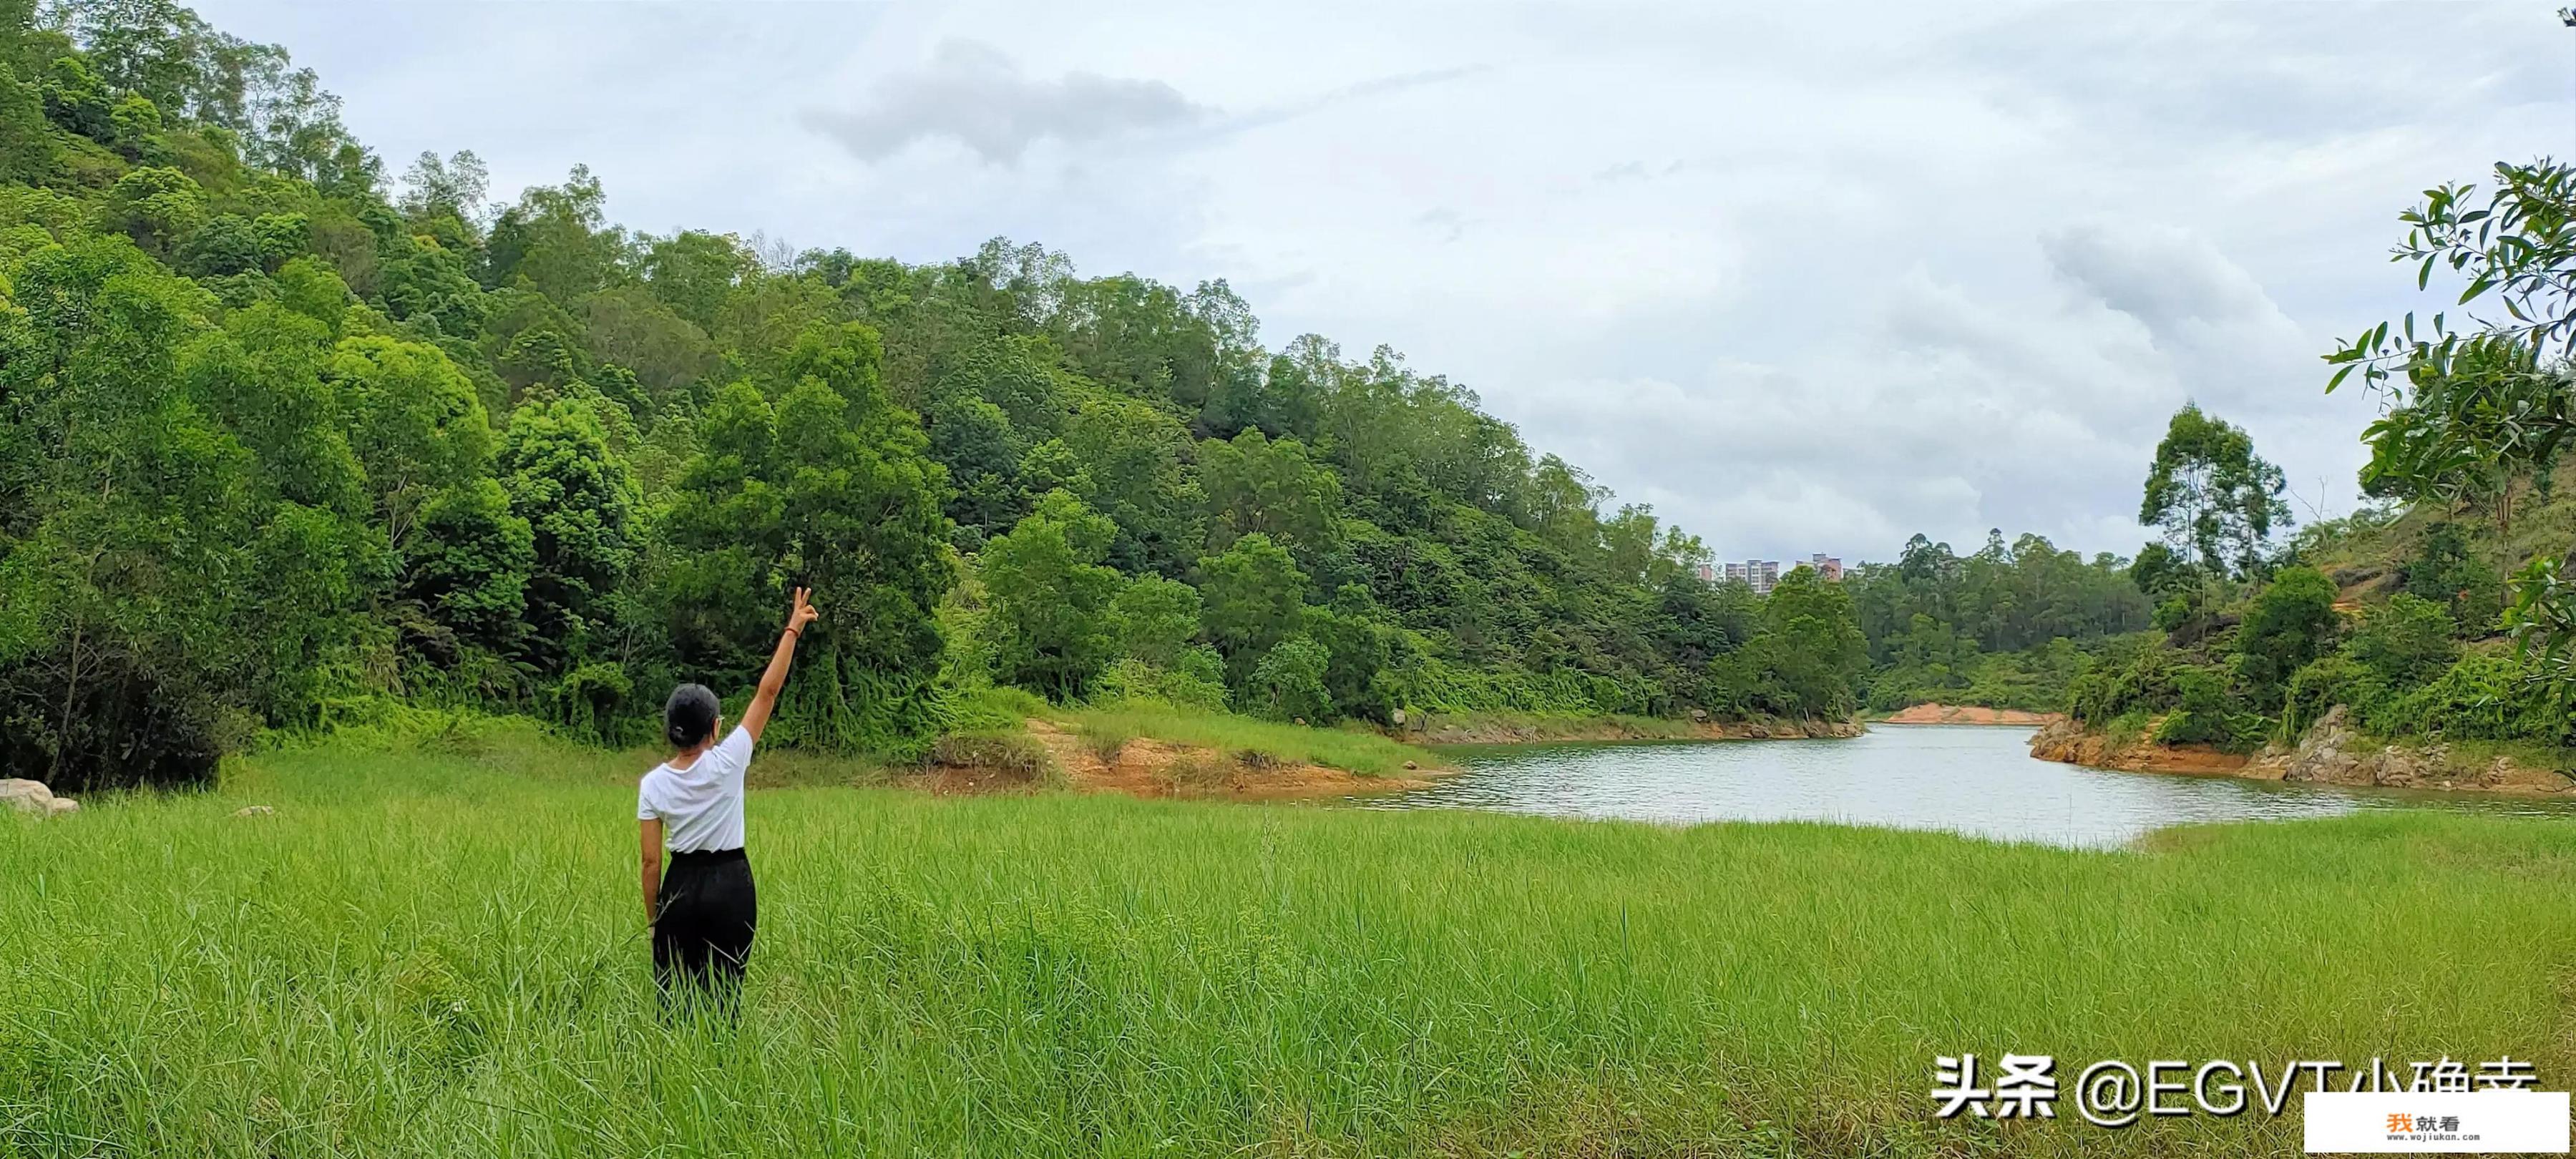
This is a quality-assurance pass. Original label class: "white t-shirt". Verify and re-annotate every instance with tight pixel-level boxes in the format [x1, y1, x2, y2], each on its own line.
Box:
[637, 725, 752, 853]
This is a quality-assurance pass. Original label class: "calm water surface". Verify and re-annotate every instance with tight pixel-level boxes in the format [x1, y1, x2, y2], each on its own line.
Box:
[1374, 724, 2576, 846]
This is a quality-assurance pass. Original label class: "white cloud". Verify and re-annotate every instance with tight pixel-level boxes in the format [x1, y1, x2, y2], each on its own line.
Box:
[801, 40, 1209, 165]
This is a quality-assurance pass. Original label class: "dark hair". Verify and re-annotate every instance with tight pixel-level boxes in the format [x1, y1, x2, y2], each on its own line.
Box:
[665, 683, 719, 748]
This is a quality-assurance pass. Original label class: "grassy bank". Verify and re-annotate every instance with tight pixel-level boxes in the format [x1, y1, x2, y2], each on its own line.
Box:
[1418, 708, 1717, 741]
[5, 737, 2575, 1156]
[1055, 701, 1436, 778]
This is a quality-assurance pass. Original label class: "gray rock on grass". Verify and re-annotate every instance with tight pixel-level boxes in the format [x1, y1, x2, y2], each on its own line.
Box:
[3, 778, 77, 817]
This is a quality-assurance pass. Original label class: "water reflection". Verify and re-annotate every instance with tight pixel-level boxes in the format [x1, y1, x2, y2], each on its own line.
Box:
[1371, 724, 2576, 847]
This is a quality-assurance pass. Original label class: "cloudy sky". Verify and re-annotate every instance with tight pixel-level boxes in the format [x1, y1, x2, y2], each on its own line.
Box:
[195, 1, 2572, 563]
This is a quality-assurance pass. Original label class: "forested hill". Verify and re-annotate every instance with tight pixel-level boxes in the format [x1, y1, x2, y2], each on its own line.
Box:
[0, 3, 2162, 792]
[1843, 532, 2152, 713]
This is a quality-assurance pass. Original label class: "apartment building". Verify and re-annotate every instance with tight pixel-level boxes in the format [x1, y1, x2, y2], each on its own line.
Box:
[1700, 554, 1842, 595]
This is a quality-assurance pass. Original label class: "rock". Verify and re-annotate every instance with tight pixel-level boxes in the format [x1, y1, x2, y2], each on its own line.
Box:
[45, 797, 76, 816]
[1, 778, 56, 815]
[234, 805, 275, 817]
[1390, 709, 1407, 727]
[1689, 708, 1709, 722]
[1402, 761, 1419, 771]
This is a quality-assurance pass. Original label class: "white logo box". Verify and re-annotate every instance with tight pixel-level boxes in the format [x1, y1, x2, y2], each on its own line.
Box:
[2304, 1091, 2569, 1154]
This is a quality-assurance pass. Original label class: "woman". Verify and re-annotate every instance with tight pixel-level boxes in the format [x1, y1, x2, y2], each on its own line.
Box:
[638, 587, 819, 1012]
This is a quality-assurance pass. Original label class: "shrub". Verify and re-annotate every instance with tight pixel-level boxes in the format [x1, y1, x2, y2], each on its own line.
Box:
[2152, 665, 2267, 752]
[947, 684, 1050, 733]
[2281, 656, 2385, 740]
[2070, 645, 2185, 725]
[1093, 652, 1229, 713]
[2404, 522, 2505, 637]
[926, 730, 1054, 779]
[2345, 594, 2457, 687]
[2360, 650, 2570, 744]
[1391, 654, 1661, 717]
[545, 661, 633, 746]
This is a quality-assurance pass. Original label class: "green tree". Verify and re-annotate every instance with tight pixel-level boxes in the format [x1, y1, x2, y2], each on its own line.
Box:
[484, 165, 626, 302]
[496, 397, 640, 675]
[1023, 389, 1200, 574]
[38, 54, 109, 139]
[401, 476, 532, 662]
[2322, 161, 2576, 698]
[1707, 567, 1865, 720]
[396, 149, 489, 228]
[979, 489, 1122, 698]
[643, 230, 756, 333]
[1750, 566, 1867, 719]
[2140, 404, 2288, 579]
[661, 324, 953, 755]
[658, 379, 786, 678]
[97, 165, 205, 253]
[1245, 635, 1332, 723]
[1304, 583, 1398, 722]
[2234, 566, 2338, 710]
[331, 333, 492, 550]
[1196, 532, 1307, 668]
[1199, 428, 1340, 557]
[927, 392, 1026, 546]
[1106, 572, 1202, 667]
[0, 62, 56, 185]
[769, 323, 955, 754]
[1, 236, 313, 788]
[377, 232, 488, 339]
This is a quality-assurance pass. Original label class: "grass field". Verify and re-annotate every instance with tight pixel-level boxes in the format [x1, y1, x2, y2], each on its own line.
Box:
[5, 726, 2575, 1157]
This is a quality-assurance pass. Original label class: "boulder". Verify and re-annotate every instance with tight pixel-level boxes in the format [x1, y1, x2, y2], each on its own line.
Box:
[1, 778, 56, 815]
[45, 797, 76, 816]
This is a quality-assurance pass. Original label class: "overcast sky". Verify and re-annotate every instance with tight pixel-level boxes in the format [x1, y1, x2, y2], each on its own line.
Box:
[192, 1, 2572, 564]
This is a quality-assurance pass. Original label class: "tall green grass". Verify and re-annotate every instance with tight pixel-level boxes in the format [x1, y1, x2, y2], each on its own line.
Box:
[4, 737, 2575, 1155]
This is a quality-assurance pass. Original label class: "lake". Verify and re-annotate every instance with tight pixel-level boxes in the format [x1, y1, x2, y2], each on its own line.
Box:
[1375, 723, 2576, 846]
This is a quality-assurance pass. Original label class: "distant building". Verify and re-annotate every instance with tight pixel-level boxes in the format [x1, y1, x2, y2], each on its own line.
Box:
[1694, 563, 1716, 583]
[1713, 554, 1840, 594]
[1722, 559, 1783, 594]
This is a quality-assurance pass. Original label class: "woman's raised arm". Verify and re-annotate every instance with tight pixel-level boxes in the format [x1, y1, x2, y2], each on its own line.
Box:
[739, 587, 820, 743]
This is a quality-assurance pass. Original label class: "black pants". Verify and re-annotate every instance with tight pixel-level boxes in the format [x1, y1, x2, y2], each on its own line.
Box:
[654, 847, 756, 1015]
